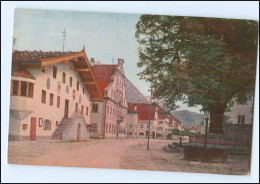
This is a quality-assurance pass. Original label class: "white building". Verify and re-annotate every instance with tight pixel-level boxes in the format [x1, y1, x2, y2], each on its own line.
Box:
[9, 47, 103, 141]
[89, 59, 128, 138]
[201, 100, 254, 134]
[127, 103, 171, 139]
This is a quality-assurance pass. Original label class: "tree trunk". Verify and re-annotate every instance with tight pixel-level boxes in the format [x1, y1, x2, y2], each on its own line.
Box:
[208, 105, 226, 135]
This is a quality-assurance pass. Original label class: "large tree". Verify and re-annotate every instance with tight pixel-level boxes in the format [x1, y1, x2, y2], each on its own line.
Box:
[136, 15, 258, 134]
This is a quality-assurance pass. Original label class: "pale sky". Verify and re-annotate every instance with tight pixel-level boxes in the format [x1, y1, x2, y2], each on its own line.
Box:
[13, 8, 202, 114]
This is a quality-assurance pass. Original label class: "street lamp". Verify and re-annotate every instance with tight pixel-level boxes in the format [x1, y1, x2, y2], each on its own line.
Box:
[145, 75, 152, 151]
[204, 111, 210, 149]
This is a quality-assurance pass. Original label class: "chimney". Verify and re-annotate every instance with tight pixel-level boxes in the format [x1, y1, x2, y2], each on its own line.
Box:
[90, 58, 95, 66]
[118, 58, 124, 65]
[12, 37, 17, 52]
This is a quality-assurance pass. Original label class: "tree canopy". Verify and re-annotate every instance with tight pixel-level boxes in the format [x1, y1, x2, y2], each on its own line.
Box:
[136, 15, 258, 134]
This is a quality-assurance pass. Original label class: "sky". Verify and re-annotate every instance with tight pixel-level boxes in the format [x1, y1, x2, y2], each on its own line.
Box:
[13, 8, 202, 114]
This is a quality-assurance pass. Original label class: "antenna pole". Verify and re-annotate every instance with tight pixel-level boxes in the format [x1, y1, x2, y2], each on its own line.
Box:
[62, 29, 66, 52]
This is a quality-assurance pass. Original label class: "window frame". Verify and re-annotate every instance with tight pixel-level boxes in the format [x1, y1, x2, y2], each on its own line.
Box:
[38, 118, 43, 127]
[41, 90, 47, 104]
[62, 72, 66, 84]
[92, 104, 99, 113]
[57, 96, 61, 108]
[69, 77, 73, 87]
[50, 93, 54, 106]
[53, 66, 57, 79]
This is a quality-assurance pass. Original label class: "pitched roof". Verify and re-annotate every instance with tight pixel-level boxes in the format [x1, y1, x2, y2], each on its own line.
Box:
[11, 48, 103, 102]
[12, 69, 35, 79]
[128, 103, 161, 121]
[124, 78, 149, 103]
[12, 50, 79, 66]
[92, 65, 117, 96]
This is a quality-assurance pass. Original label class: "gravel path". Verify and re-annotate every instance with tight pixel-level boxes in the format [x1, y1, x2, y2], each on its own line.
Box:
[8, 138, 249, 175]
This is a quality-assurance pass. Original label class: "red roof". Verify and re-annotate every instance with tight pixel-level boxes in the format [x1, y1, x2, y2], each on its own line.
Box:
[12, 70, 35, 79]
[92, 65, 116, 96]
[128, 103, 162, 121]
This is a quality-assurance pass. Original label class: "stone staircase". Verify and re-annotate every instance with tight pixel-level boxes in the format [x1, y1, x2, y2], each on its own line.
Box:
[51, 117, 72, 140]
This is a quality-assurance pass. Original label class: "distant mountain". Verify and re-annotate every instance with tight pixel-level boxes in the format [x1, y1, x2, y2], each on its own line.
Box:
[171, 110, 204, 126]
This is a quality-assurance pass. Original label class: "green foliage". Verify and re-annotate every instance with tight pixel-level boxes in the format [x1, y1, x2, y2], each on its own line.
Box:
[135, 16, 258, 113]
[171, 128, 181, 135]
[135, 15, 258, 132]
[223, 115, 233, 124]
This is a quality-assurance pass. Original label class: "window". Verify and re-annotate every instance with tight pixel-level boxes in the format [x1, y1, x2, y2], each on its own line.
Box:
[107, 106, 109, 114]
[129, 124, 133, 128]
[69, 77, 73, 87]
[75, 103, 78, 112]
[43, 119, 51, 130]
[141, 124, 144, 128]
[139, 132, 144, 136]
[20, 81, 27, 96]
[42, 68, 45, 73]
[106, 124, 108, 133]
[11, 81, 34, 98]
[81, 105, 84, 114]
[28, 83, 34, 98]
[159, 121, 163, 124]
[41, 90, 46, 104]
[91, 124, 97, 132]
[22, 124, 28, 130]
[50, 93, 54, 106]
[238, 115, 245, 124]
[38, 118, 43, 127]
[83, 87, 85, 94]
[92, 104, 98, 113]
[86, 107, 89, 116]
[110, 107, 112, 114]
[62, 72, 66, 83]
[56, 121, 59, 126]
[53, 66, 57, 79]
[12, 80, 19, 95]
[57, 96, 60, 108]
[77, 81, 79, 91]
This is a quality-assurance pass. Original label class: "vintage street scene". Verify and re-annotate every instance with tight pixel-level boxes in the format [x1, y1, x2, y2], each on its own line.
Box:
[8, 9, 258, 176]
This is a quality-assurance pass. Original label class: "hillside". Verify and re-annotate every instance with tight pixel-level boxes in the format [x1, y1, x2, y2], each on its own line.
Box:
[172, 110, 204, 126]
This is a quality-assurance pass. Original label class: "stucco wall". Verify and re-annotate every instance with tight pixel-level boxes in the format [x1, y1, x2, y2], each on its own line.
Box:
[89, 102, 105, 139]
[9, 62, 92, 140]
[225, 101, 253, 124]
[126, 113, 138, 137]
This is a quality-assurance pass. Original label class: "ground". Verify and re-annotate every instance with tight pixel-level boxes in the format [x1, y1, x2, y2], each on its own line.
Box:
[8, 138, 250, 175]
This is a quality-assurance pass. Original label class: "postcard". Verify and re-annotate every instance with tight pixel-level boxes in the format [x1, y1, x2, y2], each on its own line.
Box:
[8, 8, 258, 176]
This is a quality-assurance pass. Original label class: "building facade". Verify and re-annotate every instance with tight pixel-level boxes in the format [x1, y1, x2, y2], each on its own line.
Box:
[9, 47, 103, 141]
[90, 59, 128, 138]
[127, 103, 172, 139]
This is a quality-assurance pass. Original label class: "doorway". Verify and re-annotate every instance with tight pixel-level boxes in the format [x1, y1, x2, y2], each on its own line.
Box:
[30, 117, 37, 140]
[64, 99, 69, 117]
[77, 123, 81, 141]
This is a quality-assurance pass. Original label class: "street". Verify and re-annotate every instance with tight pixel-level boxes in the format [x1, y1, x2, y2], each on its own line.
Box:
[8, 138, 249, 175]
